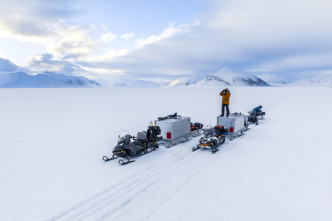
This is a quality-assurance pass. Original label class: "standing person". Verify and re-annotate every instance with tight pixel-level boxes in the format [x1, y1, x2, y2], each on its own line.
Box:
[220, 88, 231, 117]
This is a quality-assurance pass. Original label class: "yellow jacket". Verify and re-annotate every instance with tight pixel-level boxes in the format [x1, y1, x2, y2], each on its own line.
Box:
[220, 91, 231, 104]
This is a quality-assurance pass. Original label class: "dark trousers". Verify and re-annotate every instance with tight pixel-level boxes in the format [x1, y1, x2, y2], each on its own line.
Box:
[221, 104, 229, 117]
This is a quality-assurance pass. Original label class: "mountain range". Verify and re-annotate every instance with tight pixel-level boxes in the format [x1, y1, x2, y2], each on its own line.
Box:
[0, 72, 101, 88]
[257, 74, 290, 86]
[167, 68, 332, 87]
[287, 72, 332, 87]
[112, 79, 160, 88]
[169, 68, 273, 87]
[1, 69, 331, 88]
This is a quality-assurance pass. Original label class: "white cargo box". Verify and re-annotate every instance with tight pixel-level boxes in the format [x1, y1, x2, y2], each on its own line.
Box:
[155, 116, 191, 146]
[217, 113, 246, 139]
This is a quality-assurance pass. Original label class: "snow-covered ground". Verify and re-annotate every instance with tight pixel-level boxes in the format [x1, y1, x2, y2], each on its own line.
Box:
[0, 87, 331, 221]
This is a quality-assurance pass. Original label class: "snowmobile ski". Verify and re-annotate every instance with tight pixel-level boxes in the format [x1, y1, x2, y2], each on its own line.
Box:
[118, 159, 135, 165]
[102, 155, 118, 162]
[211, 148, 219, 154]
[192, 145, 200, 152]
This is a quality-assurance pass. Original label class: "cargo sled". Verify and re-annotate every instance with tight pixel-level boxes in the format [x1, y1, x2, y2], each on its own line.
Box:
[217, 112, 248, 139]
[102, 125, 162, 165]
[155, 112, 191, 147]
[192, 125, 228, 153]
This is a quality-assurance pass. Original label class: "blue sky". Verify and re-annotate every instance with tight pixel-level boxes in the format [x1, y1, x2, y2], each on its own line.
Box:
[1, 0, 332, 83]
[76, 0, 208, 34]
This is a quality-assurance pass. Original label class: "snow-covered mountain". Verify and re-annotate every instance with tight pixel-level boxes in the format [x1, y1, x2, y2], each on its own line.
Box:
[195, 75, 231, 86]
[168, 76, 203, 86]
[257, 74, 289, 86]
[289, 72, 332, 87]
[113, 79, 160, 88]
[207, 68, 269, 86]
[168, 68, 269, 87]
[0, 72, 101, 88]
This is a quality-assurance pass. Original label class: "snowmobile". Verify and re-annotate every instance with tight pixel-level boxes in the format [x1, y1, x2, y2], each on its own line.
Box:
[248, 105, 265, 125]
[190, 122, 204, 137]
[102, 125, 162, 165]
[190, 122, 204, 132]
[192, 125, 228, 153]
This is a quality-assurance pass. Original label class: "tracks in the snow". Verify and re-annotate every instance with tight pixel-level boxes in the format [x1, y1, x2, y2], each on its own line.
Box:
[52, 137, 238, 221]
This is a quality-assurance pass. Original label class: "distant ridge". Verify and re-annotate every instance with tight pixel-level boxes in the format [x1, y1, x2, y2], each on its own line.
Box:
[112, 79, 160, 88]
[0, 72, 101, 88]
[168, 68, 270, 87]
[257, 74, 289, 86]
[289, 72, 332, 87]
[168, 76, 204, 86]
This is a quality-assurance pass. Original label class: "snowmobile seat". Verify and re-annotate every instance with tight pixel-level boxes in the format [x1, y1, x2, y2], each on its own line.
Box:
[136, 131, 148, 141]
[214, 125, 223, 137]
[214, 125, 228, 137]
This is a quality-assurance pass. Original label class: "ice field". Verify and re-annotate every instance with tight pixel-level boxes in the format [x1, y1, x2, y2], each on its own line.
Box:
[0, 87, 331, 221]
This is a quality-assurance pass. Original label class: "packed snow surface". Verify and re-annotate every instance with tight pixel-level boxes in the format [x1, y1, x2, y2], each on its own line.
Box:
[0, 87, 331, 221]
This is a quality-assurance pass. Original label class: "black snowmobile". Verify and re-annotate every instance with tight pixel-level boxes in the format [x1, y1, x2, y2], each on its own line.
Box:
[192, 125, 228, 153]
[248, 105, 266, 125]
[102, 125, 162, 165]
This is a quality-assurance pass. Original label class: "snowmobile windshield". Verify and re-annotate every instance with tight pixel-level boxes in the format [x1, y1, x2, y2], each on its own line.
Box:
[119, 134, 131, 144]
[119, 137, 126, 143]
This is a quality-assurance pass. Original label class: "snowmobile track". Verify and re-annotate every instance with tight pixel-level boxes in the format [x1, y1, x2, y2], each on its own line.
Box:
[53, 146, 191, 220]
[53, 137, 238, 221]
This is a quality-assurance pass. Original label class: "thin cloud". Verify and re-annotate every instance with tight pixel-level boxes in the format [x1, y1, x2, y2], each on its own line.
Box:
[101, 32, 117, 43]
[2, 0, 332, 82]
[28, 53, 86, 75]
[86, 0, 332, 80]
[48, 24, 100, 58]
[0, 0, 79, 37]
[135, 22, 199, 48]
[120, 33, 135, 40]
